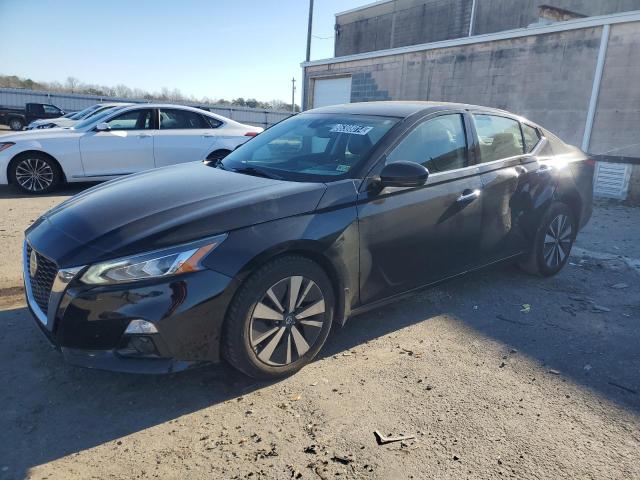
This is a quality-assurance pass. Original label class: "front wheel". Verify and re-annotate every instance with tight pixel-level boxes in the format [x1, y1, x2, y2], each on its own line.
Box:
[222, 256, 335, 379]
[519, 202, 577, 277]
[9, 153, 62, 194]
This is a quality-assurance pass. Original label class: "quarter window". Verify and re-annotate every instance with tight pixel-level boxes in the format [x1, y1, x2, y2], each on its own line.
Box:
[160, 109, 210, 129]
[107, 109, 153, 130]
[473, 114, 524, 162]
[521, 123, 541, 153]
[386, 114, 468, 173]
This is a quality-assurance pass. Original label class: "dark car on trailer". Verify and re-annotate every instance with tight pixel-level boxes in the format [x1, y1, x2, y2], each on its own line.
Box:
[23, 101, 594, 378]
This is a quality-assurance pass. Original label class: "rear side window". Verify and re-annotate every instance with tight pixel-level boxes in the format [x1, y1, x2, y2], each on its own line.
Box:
[521, 123, 541, 153]
[386, 114, 468, 173]
[473, 114, 524, 162]
[160, 109, 210, 129]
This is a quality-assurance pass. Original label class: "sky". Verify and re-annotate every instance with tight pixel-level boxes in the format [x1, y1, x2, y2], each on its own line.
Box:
[0, 0, 374, 105]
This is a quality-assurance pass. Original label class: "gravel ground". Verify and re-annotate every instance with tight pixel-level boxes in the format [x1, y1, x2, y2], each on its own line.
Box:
[0, 185, 639, 480]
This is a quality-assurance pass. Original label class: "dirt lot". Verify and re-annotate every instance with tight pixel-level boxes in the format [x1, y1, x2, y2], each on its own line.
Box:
[0, 184, 639, 480]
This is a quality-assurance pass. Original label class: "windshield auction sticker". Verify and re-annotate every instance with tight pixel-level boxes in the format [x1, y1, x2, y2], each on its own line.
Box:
[330, 124, 373, 135]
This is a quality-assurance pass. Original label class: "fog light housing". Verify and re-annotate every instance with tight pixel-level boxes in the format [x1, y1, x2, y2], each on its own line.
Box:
[125, 319, 158, 334]
[130, 336, 157, 355]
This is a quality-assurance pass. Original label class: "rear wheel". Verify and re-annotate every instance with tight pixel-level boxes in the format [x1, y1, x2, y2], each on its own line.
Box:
[9, 153, 62, 194]
[519, 202, 576, 277]
[222, 256, 335, 379]
[9, 118, 24, 131]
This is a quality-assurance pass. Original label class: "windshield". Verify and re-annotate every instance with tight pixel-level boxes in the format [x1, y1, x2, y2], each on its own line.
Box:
[221, 113, 399, 181]
[72, 106, 126, 130]
[68, 105, 100, 120]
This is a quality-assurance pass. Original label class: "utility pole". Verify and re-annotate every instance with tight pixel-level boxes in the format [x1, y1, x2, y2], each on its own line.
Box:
[306, 0, 314, 62]
[291, 77, 296, 113]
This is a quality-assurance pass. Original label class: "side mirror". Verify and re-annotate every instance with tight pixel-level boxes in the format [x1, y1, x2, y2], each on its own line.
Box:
[379, 161, 429, 188]
[95, 122, 111, 132]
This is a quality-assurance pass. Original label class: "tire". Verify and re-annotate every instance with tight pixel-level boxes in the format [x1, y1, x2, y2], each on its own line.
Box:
[518, 202, 577, 277]
[9, 118, 24, 131]
[206, 149, 231, 164]
[222, 256, 335, 379]
[9, 153, 62, 195]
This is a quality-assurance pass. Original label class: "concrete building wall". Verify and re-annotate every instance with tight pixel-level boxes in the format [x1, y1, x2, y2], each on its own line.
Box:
[589, 22, 640, 158]
[335, 0, 640, 56]
[336, 0, 473, 56]
[474, 0, 640, 34]
[309, 27, 602, 147]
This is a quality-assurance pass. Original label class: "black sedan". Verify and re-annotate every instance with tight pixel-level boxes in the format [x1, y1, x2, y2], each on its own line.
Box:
[23, 101, 594, 378]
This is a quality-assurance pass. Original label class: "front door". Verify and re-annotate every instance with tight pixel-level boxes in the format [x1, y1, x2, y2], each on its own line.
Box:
[358, 113, 484, 305]
[153, 108, 218, 167]
[79, 108, 156, 177]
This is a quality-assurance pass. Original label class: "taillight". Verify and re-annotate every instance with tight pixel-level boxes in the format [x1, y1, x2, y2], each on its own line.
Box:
[585, 158, 597, 167]
[244, 132, 258, 137]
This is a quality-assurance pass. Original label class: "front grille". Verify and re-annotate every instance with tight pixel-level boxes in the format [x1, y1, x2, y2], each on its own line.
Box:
[26, 245, 58, 314]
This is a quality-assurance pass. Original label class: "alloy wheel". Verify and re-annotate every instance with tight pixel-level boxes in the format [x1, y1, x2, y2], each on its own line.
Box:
[249, 275, 326, 366]
[15, 158, 54, 192]
[543, 214, 573, 268]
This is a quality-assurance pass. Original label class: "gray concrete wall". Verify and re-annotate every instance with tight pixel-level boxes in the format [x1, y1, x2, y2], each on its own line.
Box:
[335, 0, 640, 55]
[310, 26, 602, 147]
[335, 0, 473, 56]
[588, 22, 640, 158]
[474, 0, 640, 34]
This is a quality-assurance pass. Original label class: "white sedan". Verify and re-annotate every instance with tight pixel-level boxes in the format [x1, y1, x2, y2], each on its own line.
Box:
[0, 104, 263, 194]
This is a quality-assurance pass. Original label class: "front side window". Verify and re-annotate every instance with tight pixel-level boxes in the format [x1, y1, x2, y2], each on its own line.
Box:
[107, 109, 153, 130]
[521, 123, 541, 153]
[221, 113, 399, 182]
[386, 114, 468, 173]
[43, 105, 61, 115]
[473, 114, 524, 162]
[160, 109, 210, 129]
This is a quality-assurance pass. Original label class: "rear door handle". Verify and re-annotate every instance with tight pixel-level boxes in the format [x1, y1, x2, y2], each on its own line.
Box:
[456, 189, 481, 204]
[202, 134, 215, 138]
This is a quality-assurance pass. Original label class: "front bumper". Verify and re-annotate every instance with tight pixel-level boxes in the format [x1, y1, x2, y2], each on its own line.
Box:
[24, 244, 236, 374]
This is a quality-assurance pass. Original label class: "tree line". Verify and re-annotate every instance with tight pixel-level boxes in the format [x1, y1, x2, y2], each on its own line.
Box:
[0, 74, 299, 112]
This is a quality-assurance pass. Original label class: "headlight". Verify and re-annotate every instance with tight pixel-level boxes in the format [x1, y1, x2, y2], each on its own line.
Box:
[80, 234, 227, 285]
[0, 142, 15, 152]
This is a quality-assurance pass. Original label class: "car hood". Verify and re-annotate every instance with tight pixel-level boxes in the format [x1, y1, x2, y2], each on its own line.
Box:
[1, 127, 76, 142]
[26, 162, 327, 267]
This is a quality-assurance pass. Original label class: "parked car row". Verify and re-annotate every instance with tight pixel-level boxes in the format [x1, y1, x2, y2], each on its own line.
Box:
[0, 103, 263, 193]
[26, 102, 132, 130]
[22, 101, 594, 378]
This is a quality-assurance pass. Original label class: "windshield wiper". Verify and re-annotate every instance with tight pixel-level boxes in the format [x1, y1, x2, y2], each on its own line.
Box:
[229, 165, 283, 180]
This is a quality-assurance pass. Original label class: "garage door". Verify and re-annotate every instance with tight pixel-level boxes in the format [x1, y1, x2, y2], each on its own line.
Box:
[593, 161, 631, 199]
[313, 77, 352, 108]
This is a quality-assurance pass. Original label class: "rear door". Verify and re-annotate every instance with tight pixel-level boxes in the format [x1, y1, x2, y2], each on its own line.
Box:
[357, 112, 484, 304]
[472, 113, 544, 261]
[79, 108, 156, 177]
[153, 108, 219, 167]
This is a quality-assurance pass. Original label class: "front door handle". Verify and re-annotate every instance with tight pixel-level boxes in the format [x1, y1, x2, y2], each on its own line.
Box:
[137, 133, 151, 138]
[536, 164, 552, 175]
[456, 189, 481, 204]
[202, 134, 215, 138]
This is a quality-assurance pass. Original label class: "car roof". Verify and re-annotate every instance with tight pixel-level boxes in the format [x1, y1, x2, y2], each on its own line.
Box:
[305, 101, 513, 118]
